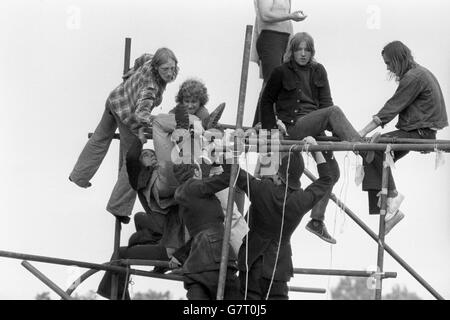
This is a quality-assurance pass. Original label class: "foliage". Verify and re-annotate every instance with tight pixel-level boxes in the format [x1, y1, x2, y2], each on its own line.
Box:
[35, 289, 176, 300]
[331, 276, 422, 300]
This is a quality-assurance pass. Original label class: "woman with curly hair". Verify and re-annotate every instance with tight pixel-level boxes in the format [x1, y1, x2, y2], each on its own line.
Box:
[69, 47, 178, 222]
[131, 78, 217, 217]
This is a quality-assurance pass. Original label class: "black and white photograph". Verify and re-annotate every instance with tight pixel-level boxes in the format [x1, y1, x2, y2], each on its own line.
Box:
[0, 0, 449, 303]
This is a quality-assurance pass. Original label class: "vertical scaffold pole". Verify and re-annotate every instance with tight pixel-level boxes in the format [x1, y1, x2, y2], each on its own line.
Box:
[216, 25, 252, 300]
[303, 168, 444, 300]
[375, 150, 390, 299]
[111, 37, 132, 300]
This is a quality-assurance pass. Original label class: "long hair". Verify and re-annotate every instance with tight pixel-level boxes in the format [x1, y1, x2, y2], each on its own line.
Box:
[382, 41, 416, 80]
[150, 47, 179, 84]
[175, 78, 209, 108]
[283, 32, 316, 64]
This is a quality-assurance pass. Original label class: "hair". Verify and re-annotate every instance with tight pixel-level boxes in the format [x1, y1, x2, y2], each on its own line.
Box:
[283, 32, 316, 64]
[150, 47, 179, 84]
[175, 78, 209, 108]
[382, 41, 416, 80]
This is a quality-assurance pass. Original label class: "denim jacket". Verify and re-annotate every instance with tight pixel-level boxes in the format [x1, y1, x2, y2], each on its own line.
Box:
[374, 65, 448, 131]
[261, 60, 333, 129]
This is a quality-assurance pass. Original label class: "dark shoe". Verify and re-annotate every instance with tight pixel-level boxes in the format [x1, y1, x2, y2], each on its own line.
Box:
[115, 215, 131, 224]
[175, 104, 190, 130]
[384, 210, 405, 235]
[204, 103, 225, 129]
[365, 132, 381, 163]
[151, 266, 170, 274]
[305, 220, 337, 244]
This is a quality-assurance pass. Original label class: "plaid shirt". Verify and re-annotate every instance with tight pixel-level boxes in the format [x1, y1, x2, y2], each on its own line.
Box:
[107, 54, 166, 134]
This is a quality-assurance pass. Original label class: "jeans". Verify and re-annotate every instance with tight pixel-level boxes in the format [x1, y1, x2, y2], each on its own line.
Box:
[253, 30, 290, 126]
[363, 128, 436, 214]
[286, 106, 361, 221]
[97, 244, 169, 300]
[69, 103, 137, 217]
[239, 256, 289, 300]
[184, 269, 240, 300]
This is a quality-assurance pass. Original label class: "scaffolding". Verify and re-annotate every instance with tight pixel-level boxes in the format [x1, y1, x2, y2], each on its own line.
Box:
[1, 27, 449, 300]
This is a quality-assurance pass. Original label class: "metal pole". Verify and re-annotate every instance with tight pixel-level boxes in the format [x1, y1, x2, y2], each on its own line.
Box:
[120, 259, 170, 267]
[303, 169, 445, 300]
[293, 267, 396, 279]
[110, 218, 121, 300]
[265, 143, 450, 153]
[95, 130, 450, 146]
[21, 261, 73, 300]
[375, 151, 390, 299]
[111, 36, 132, 300]
[217, 25, 252, 300]
[288, 286, 326, 294]
[0, 250, 181, 281]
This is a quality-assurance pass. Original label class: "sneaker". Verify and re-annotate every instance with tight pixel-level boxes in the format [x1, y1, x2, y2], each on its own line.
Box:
[305, 220, 337, 244]
[384, 210, 405, 235]
[377, 192, 405, 215]
[365, 132, 381, 164]
[115, 215, 131, 225]
[204, 103, 226, 130]
[151, 266, 170, 274]
[387, 193, 405, 215]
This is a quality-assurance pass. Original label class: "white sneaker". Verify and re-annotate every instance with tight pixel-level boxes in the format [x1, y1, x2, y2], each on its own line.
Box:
[385, 210, 405, 235]
[377, 192, 405, 214]
[387, 193, 405, 215]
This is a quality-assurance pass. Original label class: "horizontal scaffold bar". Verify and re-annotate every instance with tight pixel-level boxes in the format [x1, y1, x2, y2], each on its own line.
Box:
[244, 142, 450, 153]
[1, 250, 330, 294]
[88, 130, 450, 146]
[293, 267, 396, 279]
[0, 249, 182, 281]
[288, 286, 326, 294]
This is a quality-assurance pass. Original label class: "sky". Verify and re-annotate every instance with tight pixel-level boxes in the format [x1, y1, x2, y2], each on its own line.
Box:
[0, 0, 449, 300]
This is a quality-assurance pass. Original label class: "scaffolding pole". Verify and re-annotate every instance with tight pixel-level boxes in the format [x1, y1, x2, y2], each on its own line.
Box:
[303, 169, 444, 300]
[110, 36, 132, 300]
[293, 267, 396, 279]
[216, 25, 252, 300]
[375, 151, 390, 299]
[21, 261, 73, 300]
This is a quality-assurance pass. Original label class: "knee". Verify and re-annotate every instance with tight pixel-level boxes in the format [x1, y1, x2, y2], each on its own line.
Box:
[326, 155, 340, 183]
[330, 105, 343, 115]
[133, 211, 147, 230]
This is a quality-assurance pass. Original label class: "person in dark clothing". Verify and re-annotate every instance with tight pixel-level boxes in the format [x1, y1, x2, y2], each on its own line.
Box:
[172, 163, 240, 300]
[96, 242, 169, 300]
[358, 40, 448, 234]
[229, 136, 332, 299]
[260, 32, 373, 244]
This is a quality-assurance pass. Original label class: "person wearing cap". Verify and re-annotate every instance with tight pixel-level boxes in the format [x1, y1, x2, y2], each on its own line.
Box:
[226, 136, 332, 299]
[260, 32, 378, 244]
[69, 48, 179, 222]
[171, 162, 240, 300]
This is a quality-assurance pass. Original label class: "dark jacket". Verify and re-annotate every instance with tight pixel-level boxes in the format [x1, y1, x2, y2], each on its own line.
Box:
[374, 64, 448, 131]
[226, 163, 332, 281]
[174, 173, 237, 274]
[261, 60, 334, 129]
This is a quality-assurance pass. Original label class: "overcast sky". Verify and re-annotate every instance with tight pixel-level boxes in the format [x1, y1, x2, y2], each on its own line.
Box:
[0, 0, 449, 300]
